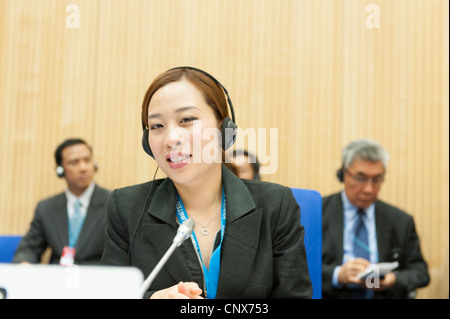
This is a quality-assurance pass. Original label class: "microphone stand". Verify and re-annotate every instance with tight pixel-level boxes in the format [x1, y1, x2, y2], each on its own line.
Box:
[139, 219, 195, 298]
[139, 242, 178, 297]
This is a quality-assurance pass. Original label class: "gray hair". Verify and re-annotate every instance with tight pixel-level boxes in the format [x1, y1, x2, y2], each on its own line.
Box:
[342, 139, 390, 169]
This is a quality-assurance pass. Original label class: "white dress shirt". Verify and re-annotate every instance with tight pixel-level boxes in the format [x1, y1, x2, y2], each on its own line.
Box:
[65, 182, 96, 220]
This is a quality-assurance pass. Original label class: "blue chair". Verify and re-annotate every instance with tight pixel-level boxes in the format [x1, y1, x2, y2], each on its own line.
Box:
[0, 235, 22, 263]
[291, 188, 322, 299]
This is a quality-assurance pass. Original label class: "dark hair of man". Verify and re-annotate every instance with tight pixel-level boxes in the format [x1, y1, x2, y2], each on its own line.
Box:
[54, 138, 92, 166]
[233, 149, 261, 180]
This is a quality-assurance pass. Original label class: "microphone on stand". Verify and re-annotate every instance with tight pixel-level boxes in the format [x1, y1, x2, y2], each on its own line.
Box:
[139, 219, 195, 297]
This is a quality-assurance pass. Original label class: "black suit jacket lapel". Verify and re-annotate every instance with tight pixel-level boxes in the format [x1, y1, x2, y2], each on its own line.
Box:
[374, 202, 393, 262]
[145, 178, 194, 283]
[144, 223, 196, 283]
[216, 166, 260, 298]
[76, 186, 105, 254]
[50, 193, 69, 248]
[217, 209, 262, 298]
[328, 193, 345, 263]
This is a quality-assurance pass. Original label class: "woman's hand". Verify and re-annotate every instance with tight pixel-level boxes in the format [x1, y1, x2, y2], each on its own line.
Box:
[150, 281, 204, 299]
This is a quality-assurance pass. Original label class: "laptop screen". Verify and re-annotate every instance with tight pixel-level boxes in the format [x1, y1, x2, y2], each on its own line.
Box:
[0, 264, 144, 299]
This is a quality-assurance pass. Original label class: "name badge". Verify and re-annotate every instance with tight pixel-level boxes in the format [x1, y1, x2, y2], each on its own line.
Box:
[60, 246, 76, 266]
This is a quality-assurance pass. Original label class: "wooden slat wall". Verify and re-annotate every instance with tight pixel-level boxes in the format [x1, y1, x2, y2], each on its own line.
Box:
[0, 0, 447, 298]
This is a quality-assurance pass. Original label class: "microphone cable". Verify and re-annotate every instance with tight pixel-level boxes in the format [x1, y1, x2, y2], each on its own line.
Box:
[127, 165, 159, 265]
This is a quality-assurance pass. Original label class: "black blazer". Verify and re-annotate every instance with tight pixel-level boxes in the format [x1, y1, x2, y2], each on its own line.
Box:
[13, 185, 110, 265]
[101, 166, 312, 299]
[322, 192, 430, 298]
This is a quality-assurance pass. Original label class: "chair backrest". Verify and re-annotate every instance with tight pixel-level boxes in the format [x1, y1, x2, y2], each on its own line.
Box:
[0, 236, 22, 263]
[290, 188, 322, 299]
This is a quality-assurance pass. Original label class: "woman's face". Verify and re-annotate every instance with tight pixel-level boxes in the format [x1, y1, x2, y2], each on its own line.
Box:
[146, 79, 222, 185]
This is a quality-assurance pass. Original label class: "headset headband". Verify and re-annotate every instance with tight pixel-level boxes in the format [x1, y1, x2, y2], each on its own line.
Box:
[166, 66, 236, 124]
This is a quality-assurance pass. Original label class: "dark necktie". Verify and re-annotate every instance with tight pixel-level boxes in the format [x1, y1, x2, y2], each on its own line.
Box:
[354, 208, 370, 260]
[353, 208, 372, 299]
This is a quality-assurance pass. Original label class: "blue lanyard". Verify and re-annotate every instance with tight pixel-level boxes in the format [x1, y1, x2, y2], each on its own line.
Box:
[175, 188, 226, 299]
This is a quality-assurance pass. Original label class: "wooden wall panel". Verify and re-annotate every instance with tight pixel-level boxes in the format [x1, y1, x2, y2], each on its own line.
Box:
[0, 0, 447, 298]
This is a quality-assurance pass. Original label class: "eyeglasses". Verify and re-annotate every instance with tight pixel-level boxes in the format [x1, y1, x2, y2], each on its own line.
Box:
[345, 169, 384, 187]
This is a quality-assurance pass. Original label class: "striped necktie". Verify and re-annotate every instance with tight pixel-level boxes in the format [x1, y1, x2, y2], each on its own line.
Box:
[354, 208, 370, 260]
[353, 208, 373, 299]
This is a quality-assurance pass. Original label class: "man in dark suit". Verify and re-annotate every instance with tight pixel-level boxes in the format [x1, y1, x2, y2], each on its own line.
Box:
[322, 139, 429, 298]
[13, 138, 110, 265]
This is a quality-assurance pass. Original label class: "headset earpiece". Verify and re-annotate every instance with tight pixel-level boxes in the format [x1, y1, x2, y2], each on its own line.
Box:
[336, 168, 344, 183]
[221, 116, 237, 151]
[142, 128, 154, 158]
[56, 162, 98, 178]
[56, 166, 64, 178]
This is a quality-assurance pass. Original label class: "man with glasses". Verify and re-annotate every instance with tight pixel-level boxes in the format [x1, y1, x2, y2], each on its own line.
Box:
[321, 139, 429, 298]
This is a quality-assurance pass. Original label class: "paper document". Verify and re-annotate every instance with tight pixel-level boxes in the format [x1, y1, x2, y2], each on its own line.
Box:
[357, 261, 399, 280]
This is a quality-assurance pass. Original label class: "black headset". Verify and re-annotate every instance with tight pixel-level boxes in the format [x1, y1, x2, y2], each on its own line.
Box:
[336, 166, 344, 183]
[56, 163, 98, 178]
[141, 66, 237, 159]
[56, 165, 65, 178]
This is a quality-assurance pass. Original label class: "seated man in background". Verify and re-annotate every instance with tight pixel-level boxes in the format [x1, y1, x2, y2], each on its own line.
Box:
[322, 139, 429, 298]
[13, 138, 110, 265]
[231, 149, 261, 180]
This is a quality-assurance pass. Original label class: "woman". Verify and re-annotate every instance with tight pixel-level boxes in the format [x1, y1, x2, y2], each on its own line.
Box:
[101, 67, 312, 299]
